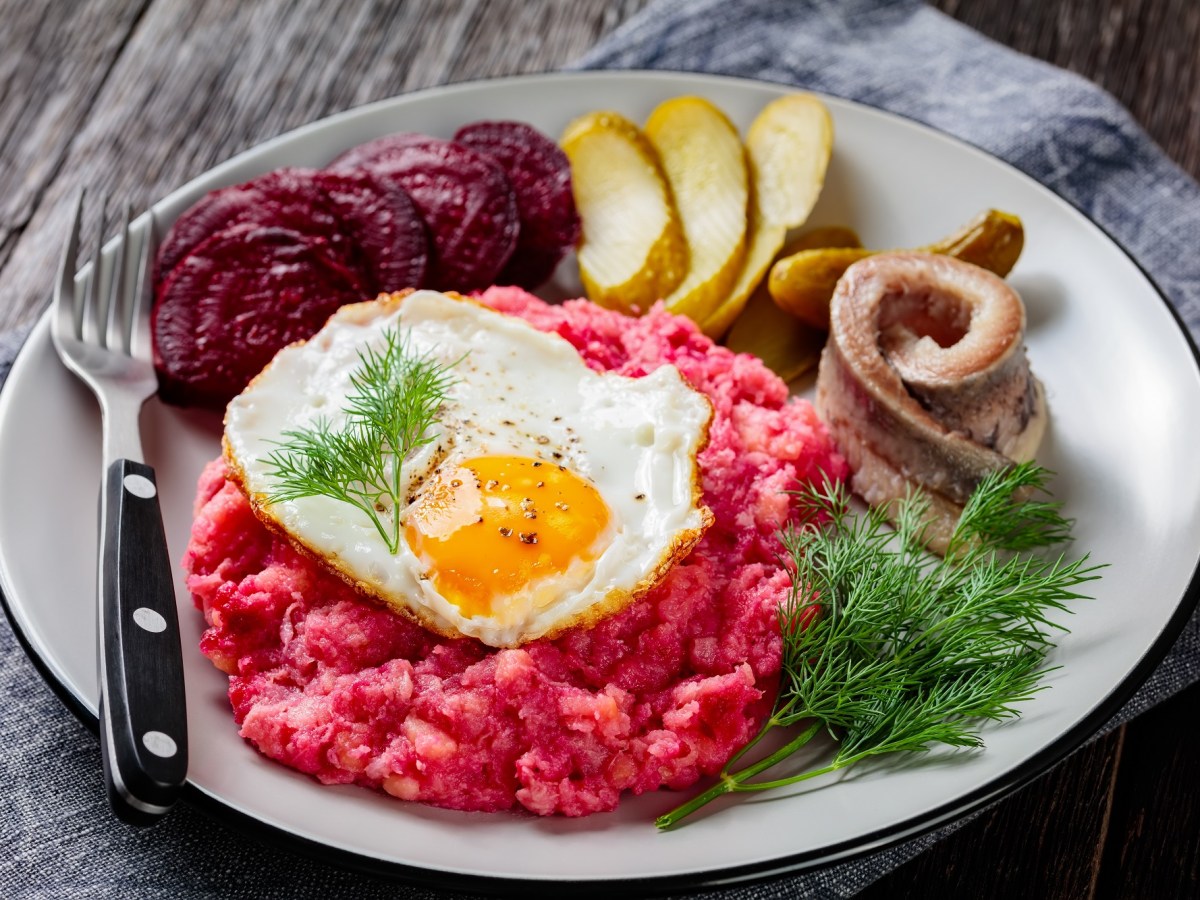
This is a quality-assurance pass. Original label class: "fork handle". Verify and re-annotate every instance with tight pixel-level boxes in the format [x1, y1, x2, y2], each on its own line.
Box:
[98, 458, 188, 825]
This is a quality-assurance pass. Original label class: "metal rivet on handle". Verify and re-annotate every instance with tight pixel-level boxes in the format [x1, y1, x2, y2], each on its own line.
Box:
[142, 731, 178, 758]
[133, 607, 167, 633]
[123, 473, 156, 498]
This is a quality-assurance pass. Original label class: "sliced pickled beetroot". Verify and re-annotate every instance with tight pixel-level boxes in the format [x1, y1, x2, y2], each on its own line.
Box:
[152, 224, 369, 409]
[453, 121, 580, 289]
[326, 132, 433, 171]
[154, 168, 357, 286]
[313, 169, 428, 291]
[331, 135, 519, 291]
[154, 183, 259, 283]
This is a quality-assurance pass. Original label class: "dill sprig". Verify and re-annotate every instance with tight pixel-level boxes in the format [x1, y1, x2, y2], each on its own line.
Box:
[656, 464, 1102, 829]
[262, 325, 458, 554]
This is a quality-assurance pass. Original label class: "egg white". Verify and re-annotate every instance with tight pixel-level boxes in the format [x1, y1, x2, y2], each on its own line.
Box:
[223, 290, 713, 647]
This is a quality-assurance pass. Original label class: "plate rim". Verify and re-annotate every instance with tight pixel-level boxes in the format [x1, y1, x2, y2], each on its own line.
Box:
[1, 68, 1199, 895]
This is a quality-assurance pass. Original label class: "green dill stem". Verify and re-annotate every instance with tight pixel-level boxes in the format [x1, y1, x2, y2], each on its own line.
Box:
[726, 760, 845, 794]
[721, 695, 801, 773]
[729, 742, 924, 794]
[655, 720, 823, 829]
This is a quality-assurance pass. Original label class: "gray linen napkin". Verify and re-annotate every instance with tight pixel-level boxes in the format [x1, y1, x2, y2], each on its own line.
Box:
[2, 0, 1198, 897]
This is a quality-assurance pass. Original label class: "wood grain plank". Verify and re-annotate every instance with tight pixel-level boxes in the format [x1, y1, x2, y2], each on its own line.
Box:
[1094, 681, 1200, 899]
[859, 730, 1125, 899]
[0, 0, 149, 282]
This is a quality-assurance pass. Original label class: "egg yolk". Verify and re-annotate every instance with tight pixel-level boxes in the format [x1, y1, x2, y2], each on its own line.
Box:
[403, 455, 612, 620]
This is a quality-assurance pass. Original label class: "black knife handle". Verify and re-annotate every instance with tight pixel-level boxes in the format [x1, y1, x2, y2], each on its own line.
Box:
[98, 458, 188, 825]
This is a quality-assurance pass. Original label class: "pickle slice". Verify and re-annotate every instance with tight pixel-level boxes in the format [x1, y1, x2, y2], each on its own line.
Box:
[702, 93, 833, 337]
[560, 111, 687, 313]
[645, 96, 749, 324]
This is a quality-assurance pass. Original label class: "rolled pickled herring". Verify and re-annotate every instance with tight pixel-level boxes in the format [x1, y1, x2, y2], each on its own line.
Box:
[815, 252, 1047, 553]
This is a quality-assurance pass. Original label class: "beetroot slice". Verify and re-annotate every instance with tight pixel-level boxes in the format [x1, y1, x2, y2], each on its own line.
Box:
[154, 183, 259, 284]
[152, 223, 368, 409]
[326, 132, 435, 171]
[154, 168, 367, 290]
[313, 168, 428, 292]
[332, 135, 519, 291]
[453, 121, 580, 288]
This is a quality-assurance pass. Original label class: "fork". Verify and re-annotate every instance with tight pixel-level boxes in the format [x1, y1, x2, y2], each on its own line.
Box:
[51, 192, 188, 825]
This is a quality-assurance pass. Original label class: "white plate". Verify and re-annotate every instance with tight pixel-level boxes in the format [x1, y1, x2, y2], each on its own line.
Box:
[2, 71, 1199, 892]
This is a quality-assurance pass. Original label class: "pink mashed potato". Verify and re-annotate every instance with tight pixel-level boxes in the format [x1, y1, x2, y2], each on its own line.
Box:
[184, 287, 846, 816]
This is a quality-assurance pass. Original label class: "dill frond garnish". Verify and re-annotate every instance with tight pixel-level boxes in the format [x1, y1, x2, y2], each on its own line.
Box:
[262, 325, 458, 554]
[656, 464, 1102, 829]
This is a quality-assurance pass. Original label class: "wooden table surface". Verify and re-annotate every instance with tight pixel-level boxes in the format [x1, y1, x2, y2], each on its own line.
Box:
[2, 1, 1197, 897]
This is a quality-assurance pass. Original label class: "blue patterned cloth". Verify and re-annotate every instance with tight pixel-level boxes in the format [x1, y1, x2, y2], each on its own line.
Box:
[2, 1, 1198, 897]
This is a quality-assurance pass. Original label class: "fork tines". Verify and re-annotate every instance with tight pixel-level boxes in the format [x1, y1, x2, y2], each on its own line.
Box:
[57, 190, 154, 359]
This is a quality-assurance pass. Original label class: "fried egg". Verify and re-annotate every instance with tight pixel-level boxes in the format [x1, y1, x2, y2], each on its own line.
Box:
[223, 290, 713, 647]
